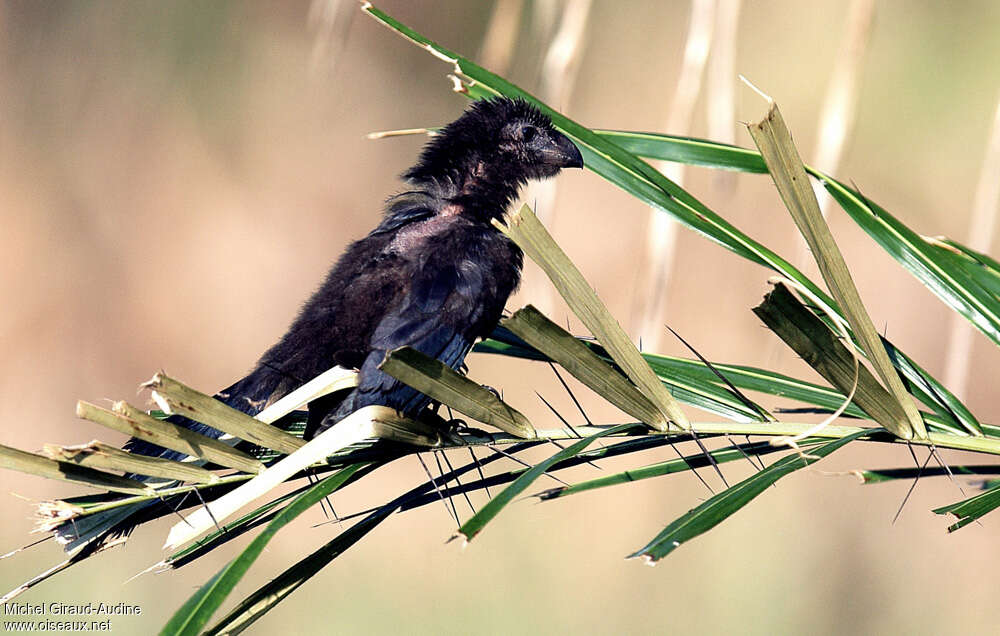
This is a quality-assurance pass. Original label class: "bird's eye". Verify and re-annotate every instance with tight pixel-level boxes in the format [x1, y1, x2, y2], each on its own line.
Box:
[520, 125, 538, 142]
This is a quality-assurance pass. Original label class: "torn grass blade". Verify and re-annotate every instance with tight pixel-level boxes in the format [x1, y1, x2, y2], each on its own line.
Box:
[380, 346, 536, 438]
[143, 372, 305, 455]
[36, 473, 257, 535]
[629, 429, 868, 563]
[498, 204, 686, 431]
[164, 405, 437, 549]
[77, 401, 264, 475]
[747, 99, 922, 439]
[753, 282, 911, 434]
[160, 463, 367, 636]
[502, 306, 664, 427]
[0, 444, 151, 496]
[455, 423, 642, 543]
[932, 482, 1000, 532]
[42, 441, 218, 485]
[254, 365, 358, 425]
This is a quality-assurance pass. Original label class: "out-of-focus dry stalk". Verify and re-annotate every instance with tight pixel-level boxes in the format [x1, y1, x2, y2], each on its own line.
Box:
[776, 0, 872, 364]
[523, 0, 592, 314]
[478, 0, 524, 75]
[538, 0, 592, 113]
[530, 0, 593, 227]
[705, 0, 742, 193]
[530, 0, 561, 51]
[944, 92, 1000, 398]
[308, 0, 356, 76]
[632, 0, 716, 350]
[808, 0, 873, 220]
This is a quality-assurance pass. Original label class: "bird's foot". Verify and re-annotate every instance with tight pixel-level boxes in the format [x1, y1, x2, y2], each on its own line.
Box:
[480, 384, 502, 400]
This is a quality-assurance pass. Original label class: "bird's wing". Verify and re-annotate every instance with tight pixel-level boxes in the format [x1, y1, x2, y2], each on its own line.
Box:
[309, 250, 486, 436]
[370, 191, 439, 236]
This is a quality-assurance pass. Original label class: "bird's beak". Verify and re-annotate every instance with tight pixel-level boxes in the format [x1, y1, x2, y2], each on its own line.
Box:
[541, 131, 584, 169]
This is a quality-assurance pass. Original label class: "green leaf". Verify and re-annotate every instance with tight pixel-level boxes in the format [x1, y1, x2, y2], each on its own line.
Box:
[855, 465, 1000, 484]
[161, 463, 367, 636]
[878, 339, 982, 437]
[640, 354, 868, 419]
[165, 462, 383, 570]
[164, 488, 304, 569]
[204, 502, 397, 635]
[932, 482, 1000, 532]
[477, 333, 769, 423]
[923, 237, 1000, 299]
[457, 423, 643, 541]
[583, 129, 987, 436]
[479, 333, 971, 436]
[595, 130, 768, 173]
[600, 128, 1000, 351]
[204, 445, 536, 634]
[537, 439, 825, 500]
[817, 177, 1000, 350]
[629, 429, 869, 562]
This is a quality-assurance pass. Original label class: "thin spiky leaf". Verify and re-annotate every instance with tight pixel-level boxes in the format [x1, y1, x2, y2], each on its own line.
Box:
[630, 429, 869, 562]
[536, 439, 825, 500]
[161, 463, 367, 636]
[456, 423, 642, 542]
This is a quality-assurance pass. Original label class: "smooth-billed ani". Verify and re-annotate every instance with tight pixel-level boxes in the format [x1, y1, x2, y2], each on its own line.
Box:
[127, 97, 583, 460]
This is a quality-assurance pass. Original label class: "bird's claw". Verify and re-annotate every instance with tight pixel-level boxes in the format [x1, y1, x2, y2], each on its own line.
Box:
[480, 384, 502, 400]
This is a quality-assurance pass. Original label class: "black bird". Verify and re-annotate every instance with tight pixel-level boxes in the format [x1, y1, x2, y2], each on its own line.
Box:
[126, 97, 583, 462]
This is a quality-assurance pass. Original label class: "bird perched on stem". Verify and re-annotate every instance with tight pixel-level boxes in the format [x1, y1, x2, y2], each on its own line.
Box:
[127, 97, 583, 458]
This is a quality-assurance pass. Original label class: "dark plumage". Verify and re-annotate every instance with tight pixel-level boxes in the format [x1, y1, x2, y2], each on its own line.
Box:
[127, 97, 583, 460]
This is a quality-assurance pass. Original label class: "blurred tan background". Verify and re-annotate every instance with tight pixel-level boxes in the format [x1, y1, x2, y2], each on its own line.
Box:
[2, 1, 1000, 633]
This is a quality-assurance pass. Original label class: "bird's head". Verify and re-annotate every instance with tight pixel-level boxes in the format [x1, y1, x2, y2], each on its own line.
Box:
[484, 98, 585, 178]
[404, 98, 583, 217]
